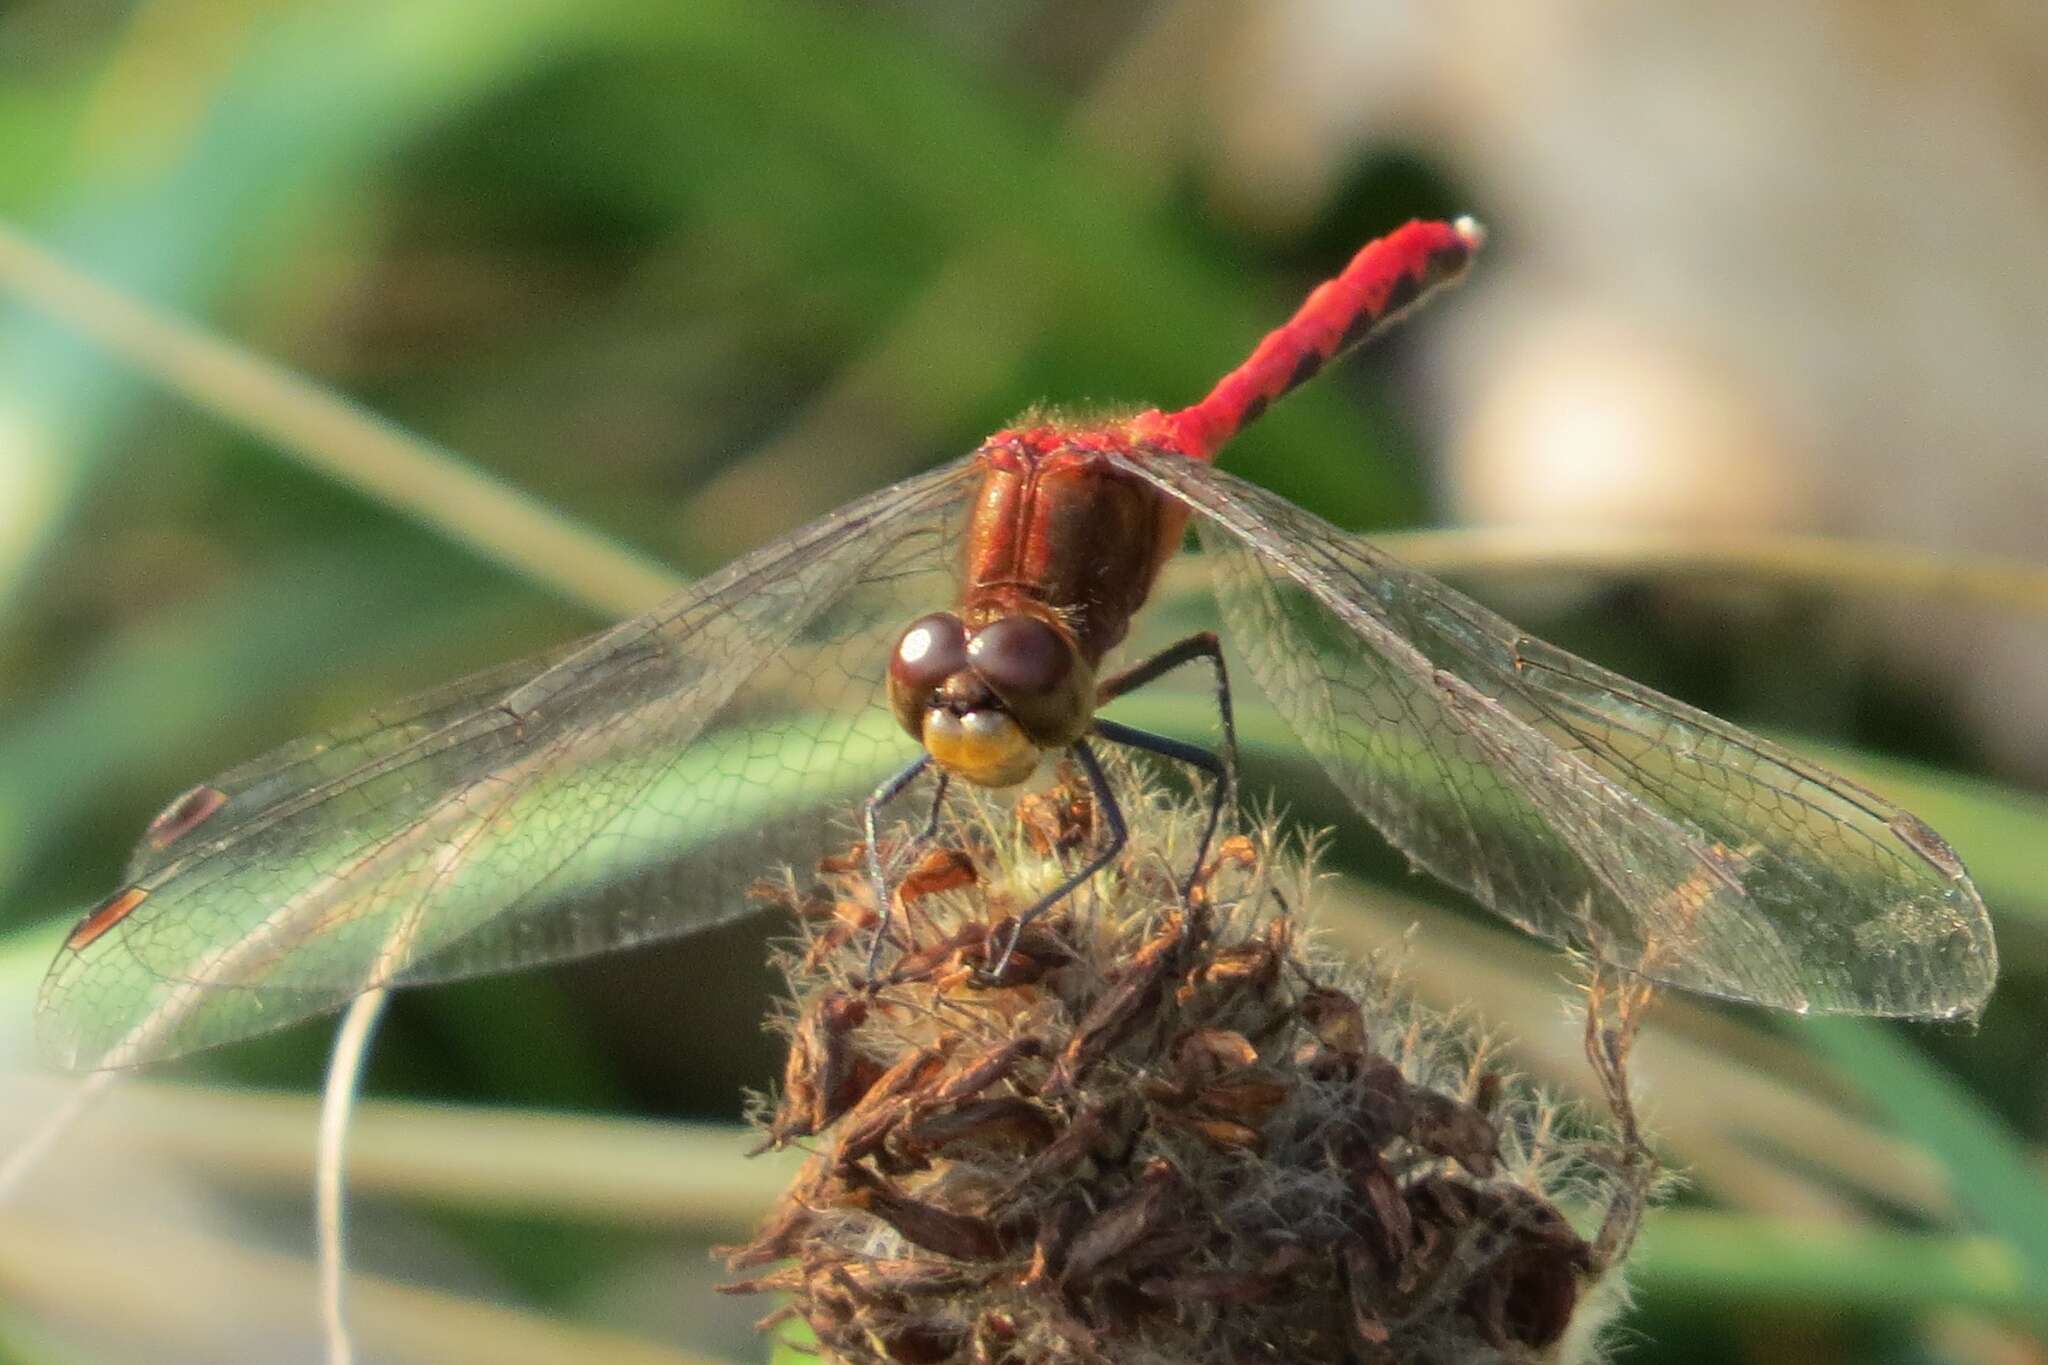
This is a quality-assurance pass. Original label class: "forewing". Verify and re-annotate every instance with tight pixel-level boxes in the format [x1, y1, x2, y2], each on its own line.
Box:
[121, 646, 582, 884]
[1117, 453, 1996, 1019]
[39, 459, 980, 1069]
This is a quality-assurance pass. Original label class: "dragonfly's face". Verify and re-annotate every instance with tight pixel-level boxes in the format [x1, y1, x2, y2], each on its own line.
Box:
[887, 610, 1094, 787]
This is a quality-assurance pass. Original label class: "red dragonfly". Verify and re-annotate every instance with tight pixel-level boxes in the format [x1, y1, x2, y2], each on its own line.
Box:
[39, 219, 1996, 1071]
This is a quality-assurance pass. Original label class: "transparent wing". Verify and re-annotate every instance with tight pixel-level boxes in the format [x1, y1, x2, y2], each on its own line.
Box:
[1116, 452, 1996, 1019]
[120, 646, 584, 884]
[39, 459, 981, 1069]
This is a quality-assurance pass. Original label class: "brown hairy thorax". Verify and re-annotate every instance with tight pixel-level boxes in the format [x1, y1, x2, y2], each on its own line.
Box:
[723, 762, 1654, 1364]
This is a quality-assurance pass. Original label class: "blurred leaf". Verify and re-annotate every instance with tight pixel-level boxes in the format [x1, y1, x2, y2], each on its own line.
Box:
[0, 0, 674, 614]
[0, 539, 531, 912]
[545, 0, 1424, 531]
[767, 1321, 817, 1365]
[0, 1204, 734, 1365]
[11, 1079, 792, 1234]
[52, 1081, 2047, 1327]
[0, 223, 680, 617]
[0, 79, 88, 216]
[1804, 1018, 2048, 1317]
[1633, 1210, 2039, 1317]
[1375, 528, 2048, 618]
[2, 0, 1428, 621]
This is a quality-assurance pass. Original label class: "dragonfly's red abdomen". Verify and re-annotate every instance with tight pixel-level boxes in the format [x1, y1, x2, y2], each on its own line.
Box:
[962, 428, 1188, 665]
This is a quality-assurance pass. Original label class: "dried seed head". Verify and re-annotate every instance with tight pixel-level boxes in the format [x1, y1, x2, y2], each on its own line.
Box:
[725, 762, 1653, 1364]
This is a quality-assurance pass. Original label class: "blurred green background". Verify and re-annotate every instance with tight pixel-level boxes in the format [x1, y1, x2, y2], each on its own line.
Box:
[1, 1, 2045, 1362]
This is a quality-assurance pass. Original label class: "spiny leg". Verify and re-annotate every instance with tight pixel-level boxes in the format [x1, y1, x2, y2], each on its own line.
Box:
[1097, 630, 1238, 881]
[862, 754, 933, 976]
[1098, 629, 1238, 803]
[1091, 717, 1228, 905]
[920, 770, 953, 840]
[986, 740, 1126, 980]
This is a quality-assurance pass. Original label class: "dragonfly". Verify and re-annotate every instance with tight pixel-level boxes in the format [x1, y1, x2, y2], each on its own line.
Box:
[37, 218, 1997, 1072]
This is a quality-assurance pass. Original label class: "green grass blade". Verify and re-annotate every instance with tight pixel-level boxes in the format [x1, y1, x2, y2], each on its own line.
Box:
[1633, 1209, 2039, 1318]
[1803, 1017, 2048, 1316]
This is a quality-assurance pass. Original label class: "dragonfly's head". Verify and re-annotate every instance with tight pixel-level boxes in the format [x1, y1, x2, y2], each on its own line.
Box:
[888, 609, 1094, 787]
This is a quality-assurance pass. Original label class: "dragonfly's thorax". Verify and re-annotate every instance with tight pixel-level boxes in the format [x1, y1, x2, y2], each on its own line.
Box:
[887, 606, 1095, 788]
[962, 429, 1188, 666]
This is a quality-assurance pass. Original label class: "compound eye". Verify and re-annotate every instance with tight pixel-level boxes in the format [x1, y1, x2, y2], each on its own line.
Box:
[968, 616, 1072, 699]
[890, 612, 969, 699]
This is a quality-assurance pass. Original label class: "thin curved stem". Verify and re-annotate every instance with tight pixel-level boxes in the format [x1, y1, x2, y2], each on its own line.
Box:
[319, 986, 390, 1365]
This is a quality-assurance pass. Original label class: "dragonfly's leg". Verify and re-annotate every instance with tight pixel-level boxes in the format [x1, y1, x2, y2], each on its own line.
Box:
[1090, 717, 1227, 906]
[986, 740, 1126, 979]
[862, 754, 933, 976]
[1096, 630, 1238, 811]
[919, 770, 953, 841]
